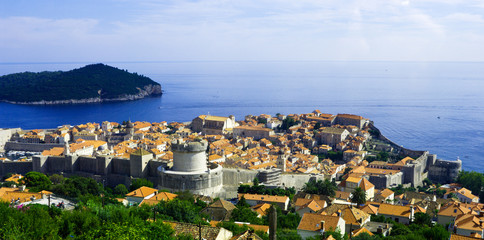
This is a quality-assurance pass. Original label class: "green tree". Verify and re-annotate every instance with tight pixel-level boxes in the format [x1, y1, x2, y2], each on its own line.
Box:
[49, 174, 64, 185]
[129, 178, 153, 191]
[113, 184, 129, 196]
[303, 179, 337, 197]
[413, 212, 432, 226]
[350, 187, 366, 205]
[51, 176, 103, 198]
[20, 171, 52, 191]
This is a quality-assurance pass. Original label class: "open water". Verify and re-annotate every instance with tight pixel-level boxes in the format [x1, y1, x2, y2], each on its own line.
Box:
[0, 61, 483, 171]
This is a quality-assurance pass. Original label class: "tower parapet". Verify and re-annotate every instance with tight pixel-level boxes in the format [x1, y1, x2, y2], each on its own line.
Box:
[171, 138, 208, 173]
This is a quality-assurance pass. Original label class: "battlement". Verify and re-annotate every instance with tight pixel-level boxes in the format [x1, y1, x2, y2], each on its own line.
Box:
[171, 138, 208, 152]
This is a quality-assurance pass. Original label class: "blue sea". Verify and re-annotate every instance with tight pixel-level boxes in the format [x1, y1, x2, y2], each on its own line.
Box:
[0, 61, 483, 171]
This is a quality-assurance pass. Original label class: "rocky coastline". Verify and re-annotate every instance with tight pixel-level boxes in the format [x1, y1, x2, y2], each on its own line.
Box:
[2, 84, 162, 105]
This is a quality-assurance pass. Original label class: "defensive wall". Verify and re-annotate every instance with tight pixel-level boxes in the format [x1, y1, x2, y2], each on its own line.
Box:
[5, 142, 64, 152]
[369, 123, 461, 185]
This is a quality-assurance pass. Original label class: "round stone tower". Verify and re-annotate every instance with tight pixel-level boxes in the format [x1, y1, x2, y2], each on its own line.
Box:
[158, 138, 223, 196]
[171, 138, 208, 172]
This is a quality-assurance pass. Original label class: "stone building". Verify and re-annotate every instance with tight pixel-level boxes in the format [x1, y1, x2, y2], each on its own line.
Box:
[233, 126, 274, 140]
[319, 127, 349, 148]
[335, 114, 367, 129]
[191, 115, 236, 135]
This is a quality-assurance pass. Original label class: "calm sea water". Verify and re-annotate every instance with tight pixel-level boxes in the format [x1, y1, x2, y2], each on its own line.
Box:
[0, 61, 483, 171]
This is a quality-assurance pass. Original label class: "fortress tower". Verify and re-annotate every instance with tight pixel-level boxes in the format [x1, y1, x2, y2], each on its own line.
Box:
[158, 138, 223, 196]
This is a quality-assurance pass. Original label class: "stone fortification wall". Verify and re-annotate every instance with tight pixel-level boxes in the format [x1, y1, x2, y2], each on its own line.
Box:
[159, 166, 223, 196]
[222, 168, 325, 190]
[369, 172, 403, 189]
[0, 160, 32, 176]
[280, 174, 325, 190]
[222, 168, 258, 186]
[5, 142, 64, 152]
[111, 158, 130, 175]
[428, 159, 462, 184]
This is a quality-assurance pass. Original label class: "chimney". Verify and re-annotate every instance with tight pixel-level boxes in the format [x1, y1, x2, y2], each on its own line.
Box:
[320, 220, 325, 231]
[410, 205, 415, 220]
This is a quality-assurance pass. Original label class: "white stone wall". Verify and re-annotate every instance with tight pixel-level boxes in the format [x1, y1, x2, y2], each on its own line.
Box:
[172, 151, 207, 172]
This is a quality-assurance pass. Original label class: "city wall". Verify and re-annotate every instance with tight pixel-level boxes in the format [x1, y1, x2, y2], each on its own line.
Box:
[5, 142, 64, 152]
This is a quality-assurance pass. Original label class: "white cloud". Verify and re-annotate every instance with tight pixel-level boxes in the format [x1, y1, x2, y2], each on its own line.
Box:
[0, 0, 483, 61]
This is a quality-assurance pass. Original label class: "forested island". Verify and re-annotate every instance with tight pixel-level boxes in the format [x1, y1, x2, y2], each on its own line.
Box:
[0, 63, 162, 104]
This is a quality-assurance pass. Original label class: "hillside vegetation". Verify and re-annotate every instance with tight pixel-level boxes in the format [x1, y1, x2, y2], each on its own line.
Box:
[0, 63, 161, 103]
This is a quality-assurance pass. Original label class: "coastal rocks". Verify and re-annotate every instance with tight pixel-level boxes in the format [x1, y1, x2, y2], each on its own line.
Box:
[4, 84, 162, 105]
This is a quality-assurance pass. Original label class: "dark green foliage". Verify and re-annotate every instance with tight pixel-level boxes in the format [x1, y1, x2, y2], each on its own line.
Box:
[457, 171, 484, 202]
[276, 229, 303, 240]
[323, 228, 347, 240]
[129, 178, 154, 191]
[317, 150, 343, 161]
[113, 184, 129, 196]
[1, 181, 16, 188]
[366, 151, 390, 163]
[273, 205, 301, 229]
[2, 172, 13, 180]
[413, 212, 432, 226]
[230, 205, 264, 225]
[155, 199, 208, 224]
[258, 118, 268, 124]
[20, 171, 52, 191]
[237, 196, 250, 208]
[302, 179, 337, 197]
[49, 174, 64, 185]
[51, 176, 103, 198]
[0, 201, 176, 239]
[237, 184, 296, 198]
[280, 117, 298, 130]
[390, 185, 417, 195]
[351, 187, 367, 205]
[0, 63, 161, 102]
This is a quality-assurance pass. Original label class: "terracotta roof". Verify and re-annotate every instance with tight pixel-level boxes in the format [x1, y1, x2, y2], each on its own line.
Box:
[130, 148, 152, 156]
[251, 203, 271, 216]
[439, 202, 472, 217]
[352, 227, 374, 237]
[379, 189, 394, 199]
[359, 204, 378, 215]
[337, 114, 363, 120]
[234, 126, 273, 132]
[238, 194, 289, 204]
[139, 192, 177, 206]
[360, 178, 375, 191]
[341, 207, 370, 225]
[42, 147, 64, 156]
[4, 174, 23, 183]
[204, 116, 229, 121]
[450, 234, 483, 240]
[126, 186, 158, 198]
[458, 188, 478, 200]
[378, 203, 412, 218]
[209, 199, 236, 211]
[454, 214, 484, 232]
[297, 213, 342, 232]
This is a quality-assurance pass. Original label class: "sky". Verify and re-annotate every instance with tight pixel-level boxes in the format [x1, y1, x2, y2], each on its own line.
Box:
[1, 0, 483, 62]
